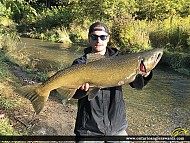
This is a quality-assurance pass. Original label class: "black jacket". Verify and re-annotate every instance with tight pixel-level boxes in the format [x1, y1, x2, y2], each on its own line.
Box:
[72, 46, 152, 136]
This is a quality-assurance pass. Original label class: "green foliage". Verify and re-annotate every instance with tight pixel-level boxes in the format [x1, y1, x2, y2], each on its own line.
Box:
[0, 117, 19, 136]
[135, 0, 190, 20]
[34, 6, 72, 30]
[69, 21, 90, 43]
[70, 0, 137, 23]
[0, 96, 21, 109]
[162, 51, 190, 75]
[0, 0, 14, 18]
[0, 0, 38, 23]
[0, 51, 9, 77]
[149, 16, 190, 52]
[0, 24, 19, 49]
[0, 4, 20, 52]
[17, 5, 74, 42]
[2, 0, 189, 51]
[150, 27, 189, 51]
[111, 15, 152, 52]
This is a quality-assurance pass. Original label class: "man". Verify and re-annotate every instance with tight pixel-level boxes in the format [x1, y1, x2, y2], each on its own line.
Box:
[72, 22, 152, 142]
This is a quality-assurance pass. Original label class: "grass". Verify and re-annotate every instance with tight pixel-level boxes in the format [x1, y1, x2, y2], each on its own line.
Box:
[161, 51, 190, 75]
[0, 96, 21, 109]
[0, 52, 9, 78]
[0, 51, 22, 137]
[0, 80, 22, 136]
[0, 118, 19, 136]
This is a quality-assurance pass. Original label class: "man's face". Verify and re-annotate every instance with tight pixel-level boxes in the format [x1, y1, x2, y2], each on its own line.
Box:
[88, 26, 110, 54]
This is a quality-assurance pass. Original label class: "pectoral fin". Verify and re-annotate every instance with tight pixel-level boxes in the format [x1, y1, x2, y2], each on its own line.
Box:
[87, 88, 101, 101]
[56, 87, 77, 101]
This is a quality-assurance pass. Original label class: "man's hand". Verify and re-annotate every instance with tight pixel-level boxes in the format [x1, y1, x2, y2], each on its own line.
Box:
[79, 83, 90, 91]
[143, 71, 151, 77]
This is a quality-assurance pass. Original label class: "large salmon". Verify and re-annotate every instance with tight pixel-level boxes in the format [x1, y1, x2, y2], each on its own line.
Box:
[16, 48, 163, 114]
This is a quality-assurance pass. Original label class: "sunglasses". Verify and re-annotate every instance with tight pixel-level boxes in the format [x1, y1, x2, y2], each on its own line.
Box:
[90, 34, 108, 41]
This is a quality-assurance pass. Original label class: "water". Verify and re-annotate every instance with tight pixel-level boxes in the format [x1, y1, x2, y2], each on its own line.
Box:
[19, 37, 84, 71]
[19, 38, 190, 136]
[123, 67, 190, 135]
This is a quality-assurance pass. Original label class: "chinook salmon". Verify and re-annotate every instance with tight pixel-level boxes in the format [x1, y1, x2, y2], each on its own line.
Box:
[16, 48, 163, 114]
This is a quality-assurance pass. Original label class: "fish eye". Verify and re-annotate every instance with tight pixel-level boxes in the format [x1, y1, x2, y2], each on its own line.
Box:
[138, 57, 145, 63]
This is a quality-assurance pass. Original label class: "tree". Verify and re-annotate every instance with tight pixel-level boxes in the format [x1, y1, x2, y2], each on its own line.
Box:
[135, 0, 190, 20]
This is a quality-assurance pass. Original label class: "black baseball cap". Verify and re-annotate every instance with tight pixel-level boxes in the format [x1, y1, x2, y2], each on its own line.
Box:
[88, 22, 110, 35]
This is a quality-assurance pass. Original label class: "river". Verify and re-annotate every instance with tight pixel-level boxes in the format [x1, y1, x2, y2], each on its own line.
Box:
[19, 37, 190, 136]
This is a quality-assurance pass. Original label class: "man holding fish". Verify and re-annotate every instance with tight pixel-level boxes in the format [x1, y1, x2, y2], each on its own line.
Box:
[72, 22, 159, 142]
[16, 22, 163, 142]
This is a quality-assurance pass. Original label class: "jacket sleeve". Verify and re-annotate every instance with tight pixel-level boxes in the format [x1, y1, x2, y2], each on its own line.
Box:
[71, 55, 88, 99]
[129, 71, 153, 90]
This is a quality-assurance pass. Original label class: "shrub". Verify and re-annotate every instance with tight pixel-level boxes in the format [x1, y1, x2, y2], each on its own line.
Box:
[111, 15, 151, 52]
[149, 16, 190, 52]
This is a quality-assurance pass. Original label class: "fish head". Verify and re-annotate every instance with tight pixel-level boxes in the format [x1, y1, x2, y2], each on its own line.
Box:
[138, 48, 163, 73]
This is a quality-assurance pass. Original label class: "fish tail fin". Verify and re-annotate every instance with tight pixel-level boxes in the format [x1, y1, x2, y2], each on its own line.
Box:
[15, 83, 50, 114]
